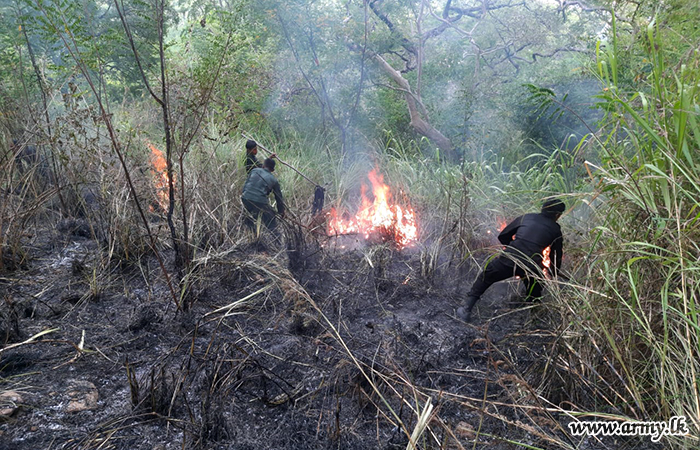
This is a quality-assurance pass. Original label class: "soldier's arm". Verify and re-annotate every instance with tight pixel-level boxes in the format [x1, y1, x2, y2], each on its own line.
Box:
[498, 216, 521, 245]
[272, 183, 285, 216]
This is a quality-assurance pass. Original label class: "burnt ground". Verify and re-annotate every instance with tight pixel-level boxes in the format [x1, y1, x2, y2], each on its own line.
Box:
[0, 222, 663, 450]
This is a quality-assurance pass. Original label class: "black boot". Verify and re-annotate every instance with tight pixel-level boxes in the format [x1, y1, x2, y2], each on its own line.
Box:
[457, 296, 479, 322]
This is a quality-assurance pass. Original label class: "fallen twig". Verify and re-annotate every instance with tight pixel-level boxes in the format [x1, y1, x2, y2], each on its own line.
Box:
[0, 328, 59, 354]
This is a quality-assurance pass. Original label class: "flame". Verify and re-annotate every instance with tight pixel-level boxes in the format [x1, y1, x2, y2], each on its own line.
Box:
[489, 217, 508, 235]
[328, 169, 418, 249]
[148, 143, 174, 211]
[542, 246, 552, 278]
[497, 218, 507, 232]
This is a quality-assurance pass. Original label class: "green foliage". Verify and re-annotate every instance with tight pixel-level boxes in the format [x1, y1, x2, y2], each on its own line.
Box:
[16, 0, 163, 100]
[552, 8, 700, 443]
[508, 80, 602, 167]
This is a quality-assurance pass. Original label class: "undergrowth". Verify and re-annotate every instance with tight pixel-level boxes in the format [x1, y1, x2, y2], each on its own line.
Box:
[2, 8, 699, 450]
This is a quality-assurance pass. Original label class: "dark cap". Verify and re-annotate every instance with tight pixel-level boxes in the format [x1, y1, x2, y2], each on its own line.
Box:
[246, 139, 257, 151]
[542, 198, 565, 214]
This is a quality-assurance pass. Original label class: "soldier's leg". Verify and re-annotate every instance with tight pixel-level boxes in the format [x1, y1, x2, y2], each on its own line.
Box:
[260, 206, 284, 245]
[468, 257, 516, 298]
[261, 206, 278, 233]
[242, 199, 270, 240]
[458, 257, 516, 322]
[522, 276, 543, 301]
[241, 199, 258, 231]
[513, 261, 544, 301]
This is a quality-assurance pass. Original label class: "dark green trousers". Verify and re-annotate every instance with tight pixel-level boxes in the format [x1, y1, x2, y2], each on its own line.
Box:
[242, 198, 278, 234]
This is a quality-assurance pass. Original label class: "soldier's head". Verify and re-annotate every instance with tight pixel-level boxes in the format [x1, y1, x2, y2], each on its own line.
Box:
[246, 139, 257, 155]
[263, 158, 276, 172]
[542, 198, 565, 221]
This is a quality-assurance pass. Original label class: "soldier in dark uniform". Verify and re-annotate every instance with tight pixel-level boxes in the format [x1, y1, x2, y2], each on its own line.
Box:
[241, 158, 285, 237]
[244, 139, 262, 174]
[457, 198, 565, 322]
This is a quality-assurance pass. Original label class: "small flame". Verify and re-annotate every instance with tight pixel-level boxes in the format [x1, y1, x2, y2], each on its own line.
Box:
[148, 143, 174, 211]
[497, 218, 507, 232]
[542, 246, 552, 278]
[328, 169, 418, 249]
[490, 218, 508, 236]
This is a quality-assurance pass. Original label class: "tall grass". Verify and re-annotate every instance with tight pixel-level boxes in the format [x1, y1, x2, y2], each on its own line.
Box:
[544, 14, 700, 447]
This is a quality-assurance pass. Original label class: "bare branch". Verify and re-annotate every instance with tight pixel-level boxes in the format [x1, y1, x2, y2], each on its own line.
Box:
[368, 0, 417, 58]
[423, 1, 528, 42]
[449, 0, 527, 19]
[534, 47, 590, 62]
[558, 0, 628, 22]
[114, 0, 163, 106]
[559, 0, 609, 13]
[425, 1, 477, 39]
[372, 53, 454, 157]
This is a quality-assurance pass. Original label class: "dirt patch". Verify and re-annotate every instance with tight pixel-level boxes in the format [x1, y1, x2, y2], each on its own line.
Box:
[0, 226, 661, 449]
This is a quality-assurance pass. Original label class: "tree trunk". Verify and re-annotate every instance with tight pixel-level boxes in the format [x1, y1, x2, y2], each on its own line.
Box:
[373, 54, 456, 161]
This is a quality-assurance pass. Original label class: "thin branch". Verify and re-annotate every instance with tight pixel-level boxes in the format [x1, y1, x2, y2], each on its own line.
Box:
[17, 6, 67, 212]
[154, 0, 181, 268]
[530, 47, 590, 62]
[416, 0, 425, 98]
[305, 29, 342, 132]
[177, 32, 235, 267]
[277, 13, 327, 123]
[114, 0, 164, 106]
[450, 0, 527, 19]
[345, 0, 370, 131]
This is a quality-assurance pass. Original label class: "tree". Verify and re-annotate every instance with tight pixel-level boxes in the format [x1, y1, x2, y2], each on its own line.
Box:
[362, 0, 604, 160]
[115, 0, 238, 272]
[254, 0, 605, 162]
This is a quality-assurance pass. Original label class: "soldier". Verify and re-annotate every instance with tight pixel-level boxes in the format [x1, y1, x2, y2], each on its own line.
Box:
[457, 198, 565, 322]
[244, 139, 262, 174]
[241, 158, 285, 237]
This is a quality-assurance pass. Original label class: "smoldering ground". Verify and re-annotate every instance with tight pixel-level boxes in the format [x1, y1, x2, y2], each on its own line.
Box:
[0, 215, 663, 450]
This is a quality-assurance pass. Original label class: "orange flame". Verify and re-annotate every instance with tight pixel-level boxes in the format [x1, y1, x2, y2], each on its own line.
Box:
[542, 245, 552, 278]
[488, 217, 508, 235]
[497, 218, 507, 232]
[328, 169, 418, 249]
[148, 143, 173, 211]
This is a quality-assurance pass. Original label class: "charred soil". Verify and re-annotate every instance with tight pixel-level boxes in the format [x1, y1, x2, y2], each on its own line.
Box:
[0, 223, 659, 450]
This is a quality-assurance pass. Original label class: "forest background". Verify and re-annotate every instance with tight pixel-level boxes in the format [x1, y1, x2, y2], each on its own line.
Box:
[1, 0, 699, 449]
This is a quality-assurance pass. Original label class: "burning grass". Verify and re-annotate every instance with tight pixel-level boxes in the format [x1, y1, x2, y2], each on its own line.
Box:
[1, 124, 693, 449]
[147, 143, 174, 212]
[328, 169, 417, 249]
